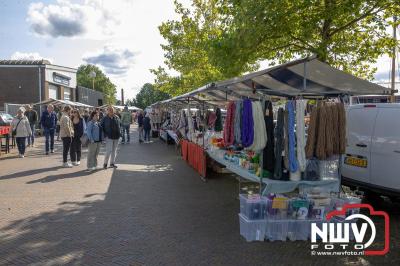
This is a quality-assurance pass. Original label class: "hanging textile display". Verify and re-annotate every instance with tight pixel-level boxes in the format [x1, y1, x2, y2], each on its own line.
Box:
[316, 102, 327, 160]
[287, 101, 299, 173]
[296, 100, 307, 172]
[223, 101, 236, 147]
[249, 101, 267, 151]
[305, 105, 318, 159]
[207, 111, 217, 128]
[234, 100, 242, 145]
[273, 108, 284, 179]
[263, 101, 275, 173]
[283, 108, 289, 170]
[338, 103, 346, 154]
[241, 99, 254, 148]
[325, 104, 334, 158]
[177, 110, 187, 139]
[215, 108, 223, 132]
[187, 110, 194, 141]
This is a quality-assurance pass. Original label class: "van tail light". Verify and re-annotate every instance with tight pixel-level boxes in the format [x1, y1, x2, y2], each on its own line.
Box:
[364, 104, 376, 108]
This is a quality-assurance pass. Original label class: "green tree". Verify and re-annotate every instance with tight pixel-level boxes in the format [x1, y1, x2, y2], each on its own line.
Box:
[134, 83, 170, 109]
[77, 64, 117, 104]
[210, 0, 400, 79]
[151, 0, 257, 96]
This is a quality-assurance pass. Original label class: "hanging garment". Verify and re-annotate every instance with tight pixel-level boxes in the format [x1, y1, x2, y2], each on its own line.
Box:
[305, 105, 318, 159]
[325, 104, 334, 158]
[263, 101, 275, 172]
[234, 100, 242, 145]
[316, 102, 328, 160]
[338, 102, 346, 154]
[187, 111, 194, 141]
[283, 108, 289, 170]
[215, 108, 223, 132]
[223, 101, 236, 147]
[241, 99, 254, 148]
[177, 110, 187, 139]
[208, 111, 217, 128]
[249, 101, 267, 151]
[274, 108, 284, 180]
[287, 101, 299, 173]
[296, 100, 307, 172]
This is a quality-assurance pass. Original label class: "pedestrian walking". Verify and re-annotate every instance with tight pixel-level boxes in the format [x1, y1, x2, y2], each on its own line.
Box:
[137, 111, 144, 143]
[86, 111, 103, 171]
[60, 105, 74, 168]
[101, 106, 121, 169]
[11, 107, 32, 158]
[70, 109, 86, 166]
[120, 106, 132, 144]
[24, 104, 37, 147]
[40, 104, 57, 155]
[143, 113, 151, 143]
[83, 109, 90, 123]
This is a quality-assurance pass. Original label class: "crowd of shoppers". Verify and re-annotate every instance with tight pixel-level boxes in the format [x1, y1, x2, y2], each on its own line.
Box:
[9, 105, 151, 171]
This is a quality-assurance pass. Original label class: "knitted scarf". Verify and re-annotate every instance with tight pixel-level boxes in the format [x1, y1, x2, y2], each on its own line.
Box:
[296, 100, 307, 172]
[263, 100, 275, 173]
[274, 108, 284, 179]
[214, 108, 223, 132]
[241, 99, 254, 147]
[223, 101, 236, 147]
[249, 101, 267, 151]
[234, 100, 242, 145]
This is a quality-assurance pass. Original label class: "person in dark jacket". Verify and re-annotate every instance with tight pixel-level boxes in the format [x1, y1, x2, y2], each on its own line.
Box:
[143, 113, 151, 142]
[24, 104, 38, 147]
[40, 104, 57, 155]
[101, 106, 121, 169]
[137, 111, 144, 143]
[70, 109, 86, 166]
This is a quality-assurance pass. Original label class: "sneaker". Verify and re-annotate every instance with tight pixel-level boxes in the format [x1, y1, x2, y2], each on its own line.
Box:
[110, 164, 118, 168]
[103, 164, 108, 169]
[21, 154, 24, 158]
[72, 161, 77, 166]
[50, 150, 54, 153]
[139, 139, 143, 143]
[46, 152, 49, 155]
[18, 154, 23, 158]
[121, 141, 125, 144]
[27, 144, 30, 147]
[76, 161, 81, 166]
[87, 167, 96, 172]
[63, 162, 73, 168]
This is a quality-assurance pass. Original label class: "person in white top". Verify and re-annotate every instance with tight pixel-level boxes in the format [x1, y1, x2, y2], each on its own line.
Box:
[10, 107, 32, 158]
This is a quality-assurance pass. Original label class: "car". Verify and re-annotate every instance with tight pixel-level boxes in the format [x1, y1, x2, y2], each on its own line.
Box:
[0, 112, 13, 126]
[341, 103, 400, 198]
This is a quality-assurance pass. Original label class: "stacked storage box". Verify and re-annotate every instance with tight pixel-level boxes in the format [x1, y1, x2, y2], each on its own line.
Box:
[238, 194, 267, 241]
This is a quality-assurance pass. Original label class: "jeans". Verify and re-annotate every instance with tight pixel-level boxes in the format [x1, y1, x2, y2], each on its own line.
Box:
[44, 128, 55, 152]
[144, 128, 150, 141]
[28, 124, 35, 145]
[121, 124, 130, 142]
[62, 137, 72, 163]
[70, 137, 82, 162]
[104, 138, 118, 165]
[87, 142, 101, 168]
[138, 126, 144, 141]
[16, 137, 26, 155]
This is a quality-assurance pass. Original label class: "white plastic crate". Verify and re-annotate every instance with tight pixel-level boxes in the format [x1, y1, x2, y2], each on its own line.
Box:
[265, 197, 290, 220]
[265, 219, 289, 241]
[238, 214, 266, 242]
[319, 156, 340, 180]
[239, 194, 267, 220]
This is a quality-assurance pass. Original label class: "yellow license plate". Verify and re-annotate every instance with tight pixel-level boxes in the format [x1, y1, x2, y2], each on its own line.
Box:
[344, 156, 368, 168]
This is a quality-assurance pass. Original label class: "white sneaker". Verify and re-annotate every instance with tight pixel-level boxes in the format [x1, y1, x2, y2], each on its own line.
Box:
[63, 162, 73, 168]
[76, 161, 81, 166]
[71, 161, 78, 166]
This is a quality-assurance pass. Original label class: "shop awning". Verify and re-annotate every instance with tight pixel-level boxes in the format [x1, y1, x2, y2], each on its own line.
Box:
[34, 98, 93, 108]
[151, 56, 389, 107]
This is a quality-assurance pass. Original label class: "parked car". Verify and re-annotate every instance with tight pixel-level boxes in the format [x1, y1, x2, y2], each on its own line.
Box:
[341, 103, 400, 198]
[0, 112, 13, 126]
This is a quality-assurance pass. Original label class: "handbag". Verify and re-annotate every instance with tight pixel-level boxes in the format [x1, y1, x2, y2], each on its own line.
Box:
[12, 118, 22, 136]
[80, 134, 89, 147]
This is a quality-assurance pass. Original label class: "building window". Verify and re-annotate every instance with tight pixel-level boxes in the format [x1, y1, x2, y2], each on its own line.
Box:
[64, 87, 71, 101]
[53, 73, 70, 86]
[49, 84, 58, 99]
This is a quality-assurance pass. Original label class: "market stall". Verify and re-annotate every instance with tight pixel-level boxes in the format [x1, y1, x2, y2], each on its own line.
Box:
[150, 56, 387, 242]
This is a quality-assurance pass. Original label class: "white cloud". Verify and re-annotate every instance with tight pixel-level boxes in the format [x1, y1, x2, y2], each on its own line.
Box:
[26, 0, 121, 39]
[10, 51, 53, 62]
[83, 46, 136, 75]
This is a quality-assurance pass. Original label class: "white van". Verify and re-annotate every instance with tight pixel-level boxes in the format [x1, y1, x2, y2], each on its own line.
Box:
[342, 103, 400, 197]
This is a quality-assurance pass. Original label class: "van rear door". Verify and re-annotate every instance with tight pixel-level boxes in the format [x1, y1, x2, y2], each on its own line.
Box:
[342, 105, 378, 184]
[370, 106, 400, 191]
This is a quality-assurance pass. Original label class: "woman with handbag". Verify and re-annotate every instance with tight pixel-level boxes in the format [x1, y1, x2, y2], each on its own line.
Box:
[86, 111, 103, 171]
[70, 109, 86, 166]
[60, 105, 74, 167]
[11, 107, 32, 158]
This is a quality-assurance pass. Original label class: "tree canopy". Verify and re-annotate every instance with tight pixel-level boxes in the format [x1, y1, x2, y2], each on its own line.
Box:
[77, 64, 117, 104]
[153, 0, 399, 96]
[130, 83, 170, 109]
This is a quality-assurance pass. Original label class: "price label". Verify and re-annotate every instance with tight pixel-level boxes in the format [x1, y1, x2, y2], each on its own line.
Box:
[272, 198, 287, 209]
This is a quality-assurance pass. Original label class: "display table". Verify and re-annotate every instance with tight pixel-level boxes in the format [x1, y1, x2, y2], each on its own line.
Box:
[181, 139, 206, 177]
[0, 126, 11, 156]
[166, 130, 179, 144]
[207, 149, 340, 195]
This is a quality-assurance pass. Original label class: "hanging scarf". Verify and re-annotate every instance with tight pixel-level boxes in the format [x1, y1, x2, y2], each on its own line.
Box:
[234, 100, 242, 145]
[223, 101, 236, 147]
[274, 108, 284, 180]
[305, 105, 318, 159]
[283, 108, 289, 169]
[208, 111, 217, 128]
[177, 109, 187, 139]
[263, 101, 275, 173]
[249, 101, 267, 151]
[214, 108, 223, 132]
[187, 111, 194, 141]
[287, 101, 298, 173]
[296, 100, 307, 172]
[241, 99, 254, 147]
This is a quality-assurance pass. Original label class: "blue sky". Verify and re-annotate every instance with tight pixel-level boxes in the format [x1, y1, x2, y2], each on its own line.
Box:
[0, 0, 397, 100]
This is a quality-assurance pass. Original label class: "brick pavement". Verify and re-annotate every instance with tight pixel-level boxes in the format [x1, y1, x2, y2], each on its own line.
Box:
[0, 126, 399, 266]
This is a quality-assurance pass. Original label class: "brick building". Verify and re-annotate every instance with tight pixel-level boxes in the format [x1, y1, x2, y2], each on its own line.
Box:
[0, 60, 103, 110]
